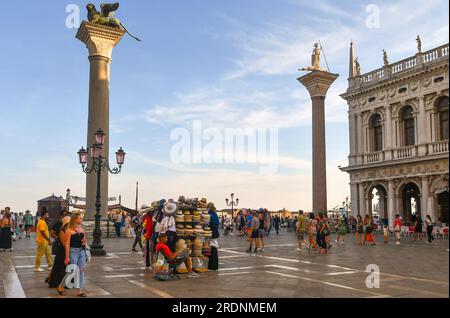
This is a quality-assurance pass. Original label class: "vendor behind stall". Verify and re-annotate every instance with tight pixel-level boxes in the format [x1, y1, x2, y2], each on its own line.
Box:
[155, 233, 197, 277]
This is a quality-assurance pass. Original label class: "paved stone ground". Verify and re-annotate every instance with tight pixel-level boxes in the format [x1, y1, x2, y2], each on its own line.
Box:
[1, 228, 448, 298]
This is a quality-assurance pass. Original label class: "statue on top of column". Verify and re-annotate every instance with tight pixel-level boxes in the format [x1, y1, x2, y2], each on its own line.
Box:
[86, 3, 142, 42]
[300, 43, 327, 72]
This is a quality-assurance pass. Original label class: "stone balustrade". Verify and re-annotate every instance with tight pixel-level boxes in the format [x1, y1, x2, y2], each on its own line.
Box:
[359, 43, 449, 86]
[395, 146, 416, 159]
[366, 151, 383, 163]
[429, 140, 449, 154]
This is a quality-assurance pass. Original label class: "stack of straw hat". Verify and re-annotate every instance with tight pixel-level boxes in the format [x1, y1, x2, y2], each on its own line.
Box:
[192, 210, 201, 223]
[184, 225, 194, 236]
[176, 210, 184, 223]
[192, 238, 203, 257]
[194, 224, 204, 236]
[176, 224, 185, 236]
[184, 211, 192, 223]
[203, 225, 212, 238]
[176, 239, 187, 254]
[199, 198, 208, 209]
[201, 211, 210, 224]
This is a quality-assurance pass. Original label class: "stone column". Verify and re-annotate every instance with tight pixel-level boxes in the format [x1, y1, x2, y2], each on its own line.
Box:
[385, 105, 393, 160]
[417, 96, 428, 156]
[76, 22, 125, 219]
[350, 183, 358, 217]
[421, 177, 429, 219]
[388, 180, 395, 226]
[298, 71, 339, 214]
[356, 113, 364, 164]
[358, 183, 366, 215]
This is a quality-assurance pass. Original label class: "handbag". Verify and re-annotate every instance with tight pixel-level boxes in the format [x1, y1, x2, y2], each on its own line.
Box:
[153, 252, 170, 281]
[85, 247, 91, 263]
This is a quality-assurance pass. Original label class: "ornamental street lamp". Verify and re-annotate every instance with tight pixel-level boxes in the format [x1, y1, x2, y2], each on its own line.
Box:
[225, 193, 239, 220]
[77, 128, 126, 256]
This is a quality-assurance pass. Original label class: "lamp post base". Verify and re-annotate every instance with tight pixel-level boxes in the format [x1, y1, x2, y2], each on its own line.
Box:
[90, 244, 107, 257]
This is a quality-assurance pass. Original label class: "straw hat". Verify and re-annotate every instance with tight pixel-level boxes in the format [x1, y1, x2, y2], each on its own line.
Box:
[138, 204, 152, 213]
[163, 200, 178, 216]
[207, 202, 216, 210]
[62, 216, 71, 227]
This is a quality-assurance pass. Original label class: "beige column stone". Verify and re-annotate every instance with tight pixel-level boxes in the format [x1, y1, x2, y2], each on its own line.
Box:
[350, 183, 358, 217]
[384, 105, 394, 160]
[298, 71, 339, 214]
[76, 22, 125, 219]
[417, 96, 428, 156]
[356, 113, 364, 164]
[358, 183, 366, 215]
[421, 177, 429, 219]
[388, 180, 395, 226]
[349, 113, 356, 156]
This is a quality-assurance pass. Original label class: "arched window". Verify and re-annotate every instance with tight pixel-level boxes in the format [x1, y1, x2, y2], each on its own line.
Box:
[370, 114, 383, 151]
[402, 106, 415, 146]
[436, 96, 449, 140]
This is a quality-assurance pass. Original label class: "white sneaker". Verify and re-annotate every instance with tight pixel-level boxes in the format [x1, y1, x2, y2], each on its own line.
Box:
[395, 241, 401, 245]
[34, 268, 45, 272]
[188, 273, 199, 278]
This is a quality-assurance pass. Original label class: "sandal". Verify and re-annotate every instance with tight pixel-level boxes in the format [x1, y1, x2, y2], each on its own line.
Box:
[57, 289, 66, 296]
[77, 293, 87, 297]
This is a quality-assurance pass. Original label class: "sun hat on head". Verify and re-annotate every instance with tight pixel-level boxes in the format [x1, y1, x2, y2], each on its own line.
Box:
[138, 204, 152, 213]
[62, 216, 71, 227]
[207, 202, 216, 210]
[163, 199, 177, 216]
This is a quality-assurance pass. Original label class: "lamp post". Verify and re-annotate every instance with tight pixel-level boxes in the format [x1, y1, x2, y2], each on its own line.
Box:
[77, 128, 126, 256]
[225, 193, 239, 220]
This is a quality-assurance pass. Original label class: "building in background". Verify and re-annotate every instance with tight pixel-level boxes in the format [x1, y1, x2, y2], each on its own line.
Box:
[340, 41, 449, 225]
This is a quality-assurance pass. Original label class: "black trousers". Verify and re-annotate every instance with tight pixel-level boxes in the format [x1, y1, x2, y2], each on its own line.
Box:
[208, 246, 219, 270]
[426, 225, 434, 243]
[166, 231, 177, 253]
[133, 231, 143, 250]
[145, 239, 151, 268]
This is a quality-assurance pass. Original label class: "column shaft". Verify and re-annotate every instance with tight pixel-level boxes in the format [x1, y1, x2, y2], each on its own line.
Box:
[388, 180, 395, 226]
[312, 96, 327, 213]
[86, 56, 111, 219]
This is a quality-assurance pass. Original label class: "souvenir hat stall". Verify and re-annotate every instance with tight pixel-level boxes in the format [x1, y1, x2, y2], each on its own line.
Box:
[175, 196, 213, 273]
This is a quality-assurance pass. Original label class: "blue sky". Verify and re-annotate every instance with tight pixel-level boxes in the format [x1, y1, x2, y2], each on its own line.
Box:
[0, 0, 448, 213]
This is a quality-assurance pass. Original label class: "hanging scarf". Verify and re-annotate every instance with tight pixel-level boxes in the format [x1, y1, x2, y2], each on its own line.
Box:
[144, 212, 153, 239]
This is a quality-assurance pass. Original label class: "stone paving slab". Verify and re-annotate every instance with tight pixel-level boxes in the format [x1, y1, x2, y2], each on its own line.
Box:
[1, 229, 448, 298]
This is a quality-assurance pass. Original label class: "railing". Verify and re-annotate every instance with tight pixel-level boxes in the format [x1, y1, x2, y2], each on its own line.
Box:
[359, 43, 449, 86]
[391, 56, 417, 74]
[429, 140, 449, 154]
[361, 68, 384, 83]
[423, 44, 449, 63]
[396, 146, 416, 159]
[366, 151, 383, 163]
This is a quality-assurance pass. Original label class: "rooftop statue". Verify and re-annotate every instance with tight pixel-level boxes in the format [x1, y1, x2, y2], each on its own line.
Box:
[299, 43, 327, 72]
[383, 49, 389, 66]
[354, 58, 361, 76]
[86, 3, 141, 42]
[416, 35, 422, 53]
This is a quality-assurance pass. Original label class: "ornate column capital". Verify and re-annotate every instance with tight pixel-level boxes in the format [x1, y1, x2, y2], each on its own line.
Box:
[76, 21, 126, 60]
[297, 71, 339, 98]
